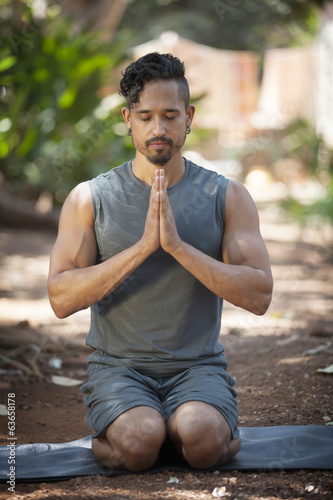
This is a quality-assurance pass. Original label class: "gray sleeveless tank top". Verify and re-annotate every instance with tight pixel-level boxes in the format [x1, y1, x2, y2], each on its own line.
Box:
[86, 159, 229, 376]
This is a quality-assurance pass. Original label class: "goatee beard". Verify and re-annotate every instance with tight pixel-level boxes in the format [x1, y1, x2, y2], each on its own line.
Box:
[145, 136, 173, 166]
[146, 151, 173, 166]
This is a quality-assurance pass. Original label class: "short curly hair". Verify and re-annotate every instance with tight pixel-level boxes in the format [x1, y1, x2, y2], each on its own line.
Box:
[119, 52, 190, 109]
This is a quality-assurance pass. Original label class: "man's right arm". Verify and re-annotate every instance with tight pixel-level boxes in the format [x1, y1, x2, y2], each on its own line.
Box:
[48, 180, 159, 319]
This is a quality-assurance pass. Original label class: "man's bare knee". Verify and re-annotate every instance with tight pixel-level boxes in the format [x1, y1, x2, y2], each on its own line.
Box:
[179, 429, 240, 469]
[168, 401, 239, 469]
[120, 433, 163, 472]
[119, 413, 166, 471]
[183, 435, 223, 469]
[95, 407, 167, 472]
[92, 437, 124, 469]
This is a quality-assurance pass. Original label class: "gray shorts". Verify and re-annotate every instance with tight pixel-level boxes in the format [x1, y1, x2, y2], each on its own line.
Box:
[80, 363, 239, 440]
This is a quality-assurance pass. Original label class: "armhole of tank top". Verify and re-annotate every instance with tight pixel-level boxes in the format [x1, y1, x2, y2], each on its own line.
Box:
[87, 179, 98, 223]
[217, 176, 229, 230]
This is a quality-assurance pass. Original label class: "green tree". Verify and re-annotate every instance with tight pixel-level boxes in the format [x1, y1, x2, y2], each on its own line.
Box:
[119, 0, 322, 54]
[281, 119, 333, 226]
[0, 0, 132, 205]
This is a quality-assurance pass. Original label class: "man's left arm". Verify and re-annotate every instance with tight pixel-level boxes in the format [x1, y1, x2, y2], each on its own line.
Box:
[159, 174, 273, 315]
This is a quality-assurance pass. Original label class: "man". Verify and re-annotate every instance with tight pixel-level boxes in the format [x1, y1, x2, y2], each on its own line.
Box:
[48, 52, 273, 472]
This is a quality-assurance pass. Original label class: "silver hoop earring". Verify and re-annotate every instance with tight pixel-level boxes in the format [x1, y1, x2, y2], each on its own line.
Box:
[128, 128, 132, 136]
[186, 126, 191, 135]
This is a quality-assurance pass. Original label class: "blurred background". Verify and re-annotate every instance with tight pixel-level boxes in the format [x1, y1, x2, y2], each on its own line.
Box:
[0, 0, 332, 236]
[0, 3, 332, 466]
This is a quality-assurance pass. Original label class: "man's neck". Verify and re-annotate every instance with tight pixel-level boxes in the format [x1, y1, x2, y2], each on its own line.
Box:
[131, 154, 185, 187]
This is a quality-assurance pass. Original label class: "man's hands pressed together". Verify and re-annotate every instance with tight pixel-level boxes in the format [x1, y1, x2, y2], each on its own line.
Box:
[49, 165, 272, 319]
[48, 168, 184, 319]
[140, 168, 273, 316]
[142, 169, 182, 256]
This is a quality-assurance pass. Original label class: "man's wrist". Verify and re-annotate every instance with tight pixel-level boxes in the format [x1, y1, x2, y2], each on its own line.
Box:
[136, 237, 157, 260]
[167, 238, 187, 259]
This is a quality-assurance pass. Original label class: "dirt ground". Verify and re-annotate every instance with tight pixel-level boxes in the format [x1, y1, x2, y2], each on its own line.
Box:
[0, 200, 332, 499]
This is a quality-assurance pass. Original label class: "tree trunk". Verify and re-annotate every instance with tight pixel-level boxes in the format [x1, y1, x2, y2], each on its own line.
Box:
[317, 1, 333, 147]
[0, 188, 59, 231]
[61, 0, 127, 39]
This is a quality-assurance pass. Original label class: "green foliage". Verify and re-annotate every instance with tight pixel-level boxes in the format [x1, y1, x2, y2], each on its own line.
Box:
[0, 1, 132, 204]
[280, 120, 333, 225]
[282, 186, 333, 226]
[120, 0, 320, 54]
[229, 117, 333, 226]
[279, 119, 324, 176]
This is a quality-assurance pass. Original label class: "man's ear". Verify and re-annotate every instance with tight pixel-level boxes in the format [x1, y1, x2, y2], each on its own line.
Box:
[186, 104, 195, 127]
[121, 107, 131, 128]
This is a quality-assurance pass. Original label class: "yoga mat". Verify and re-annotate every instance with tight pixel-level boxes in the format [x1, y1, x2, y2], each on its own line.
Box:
[1, 426, 332, 482]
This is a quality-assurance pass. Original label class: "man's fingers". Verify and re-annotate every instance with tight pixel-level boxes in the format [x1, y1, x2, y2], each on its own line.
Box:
[141, 170, 161, 254]
[157, 172, 181, 254]
[157, 168, 162, 192]
[150, 171, 158, 199]
[148, 170, 160, 216]
[159, 169, 166, 192]
[158, 170, 169, 212]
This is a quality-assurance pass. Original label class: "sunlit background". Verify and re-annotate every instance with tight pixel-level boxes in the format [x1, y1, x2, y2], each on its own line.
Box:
[0, 2, 332, 468]
[0, 0, 332, 343]
[0, 0, 332, 233]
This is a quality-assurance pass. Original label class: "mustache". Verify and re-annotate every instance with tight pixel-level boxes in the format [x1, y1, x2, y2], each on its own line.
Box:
[145, 136, 173, 146]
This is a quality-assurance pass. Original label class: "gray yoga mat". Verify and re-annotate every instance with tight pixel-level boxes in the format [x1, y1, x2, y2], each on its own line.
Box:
[0, 426, 332, 482]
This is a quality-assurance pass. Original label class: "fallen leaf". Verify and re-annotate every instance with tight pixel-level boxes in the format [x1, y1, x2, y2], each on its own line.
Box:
[212, 486, 227, 497]
[0, 404, 7, 416]
[276, 334, 299, 346]
[167, 477, 179, 484]
[48, 357, 62, 370]
[51, 375, 83, 387]
[257, 348, 270, 355]
[305, 342, 332, 356]
[269, 311, 283, 318]
[316, 364, 333, 374]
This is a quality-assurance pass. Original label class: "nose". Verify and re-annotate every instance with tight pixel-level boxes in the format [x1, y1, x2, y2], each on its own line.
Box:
[152, 117, 166, 137]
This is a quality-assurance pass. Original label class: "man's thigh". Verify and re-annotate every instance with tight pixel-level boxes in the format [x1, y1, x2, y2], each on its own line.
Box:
[161, 364, 239, 440]
[80, 365, 166, 438]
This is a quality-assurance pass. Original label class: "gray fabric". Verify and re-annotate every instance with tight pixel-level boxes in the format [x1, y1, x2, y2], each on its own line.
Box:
[81, 364, 239, 440]
[1, 426, 332, 482]
[86, 159, 229, 376]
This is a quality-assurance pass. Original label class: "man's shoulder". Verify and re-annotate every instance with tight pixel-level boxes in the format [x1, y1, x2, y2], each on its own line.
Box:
[225, 178, 252, 201]
[185, 157, 228, 182]
[224, 178, 259, 221]
[185, 157, 229, 196]
[89, 161, 130, 186]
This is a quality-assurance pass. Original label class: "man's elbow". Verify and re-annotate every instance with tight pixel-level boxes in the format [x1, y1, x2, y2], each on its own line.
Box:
[252, 298, 271, 316]
[252, 289, 273, 316]
[48, 279, 71, 319]
[52, 306, 70, 320]
[48, 283, 87, 319]
[48, 295, 71, 319]
[251, 272, 273, 316]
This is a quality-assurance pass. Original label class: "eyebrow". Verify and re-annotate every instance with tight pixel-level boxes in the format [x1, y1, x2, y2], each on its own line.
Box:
[136, 108, 180, 114]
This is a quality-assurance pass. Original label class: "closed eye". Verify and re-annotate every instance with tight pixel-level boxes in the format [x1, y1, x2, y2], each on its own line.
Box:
[140, 115, 175, 122]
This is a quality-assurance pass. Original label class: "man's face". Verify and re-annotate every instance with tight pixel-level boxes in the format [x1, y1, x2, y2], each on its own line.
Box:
[123, 80, 193, 167]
